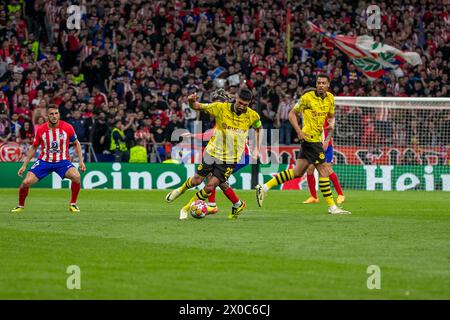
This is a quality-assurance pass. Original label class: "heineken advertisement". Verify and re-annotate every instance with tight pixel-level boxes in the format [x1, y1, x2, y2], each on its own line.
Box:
[0, 163, 449, 191]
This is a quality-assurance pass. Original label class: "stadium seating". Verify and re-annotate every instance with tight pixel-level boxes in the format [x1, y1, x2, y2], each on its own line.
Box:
[0, 0, 448, 162]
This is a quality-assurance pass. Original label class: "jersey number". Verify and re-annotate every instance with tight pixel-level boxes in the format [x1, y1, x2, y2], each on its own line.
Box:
[224, 167, 233, 179]
[30, 160, 40, 169]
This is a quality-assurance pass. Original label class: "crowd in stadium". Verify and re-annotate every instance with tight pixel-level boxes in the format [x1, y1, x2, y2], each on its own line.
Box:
[0, 0, 448, 162]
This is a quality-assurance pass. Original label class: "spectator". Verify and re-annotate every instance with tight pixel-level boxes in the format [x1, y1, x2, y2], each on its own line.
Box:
[0, 90, 8, 116]
[150, 117, 168, 162]
[361, 121, 380, 148]
[59, 99, 73, 120]
[129, 139, 148, 163]
[0, 0, 447, 162]
[0, 114, 11, 142]
[180, 94, 197, 133]
[165, 114, 184, 144]
[110, 120, 129, 163]
[134, 123, 151, 147]
[18, 120, 33, 144]
[68, 110, 89, 142]
[260, 101, 276, 144]
[14, 102, 31, 123]
[276, 94, 293, 145]
[9, 112, 21, 140]
[91, 112, 110, 161]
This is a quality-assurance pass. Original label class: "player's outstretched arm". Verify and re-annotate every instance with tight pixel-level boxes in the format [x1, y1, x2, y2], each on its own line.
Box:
[18, 145, 38, 177]
[73, 139, 86, 172]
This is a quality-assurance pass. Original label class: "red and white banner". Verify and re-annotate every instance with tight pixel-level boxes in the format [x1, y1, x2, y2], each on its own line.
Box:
[308, 22, 422, 79]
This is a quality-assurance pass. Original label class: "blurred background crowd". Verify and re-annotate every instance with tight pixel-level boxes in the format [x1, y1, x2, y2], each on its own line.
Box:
[0, 0, 448, 162]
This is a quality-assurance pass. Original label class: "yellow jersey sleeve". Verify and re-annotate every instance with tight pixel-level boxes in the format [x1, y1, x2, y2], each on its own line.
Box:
[199, 102, 224, 117]
[293, 96, 308, 113]
[251, 112, 262, 129]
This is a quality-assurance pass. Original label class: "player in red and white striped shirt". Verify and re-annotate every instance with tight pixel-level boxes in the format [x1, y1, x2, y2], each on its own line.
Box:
[11, 105, 86, 213]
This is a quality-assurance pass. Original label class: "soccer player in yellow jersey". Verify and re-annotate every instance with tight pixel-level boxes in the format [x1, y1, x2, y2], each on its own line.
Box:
[166, 88, 262, 220]
[256, 74, 351, 215]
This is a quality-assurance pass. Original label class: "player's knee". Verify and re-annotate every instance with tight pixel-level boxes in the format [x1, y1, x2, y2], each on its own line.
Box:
[204, 184, 215, 194]
[317, 167, 330, 178]
[219, 182, 229, 191]
[191, 175, 202, 186]
[22, 180, 32, 188]
[70, 174, 81, 184]
[306, 166, 315, 175]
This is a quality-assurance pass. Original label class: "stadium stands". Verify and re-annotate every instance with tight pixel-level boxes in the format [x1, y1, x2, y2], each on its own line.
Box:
[0, 0, 448, 162]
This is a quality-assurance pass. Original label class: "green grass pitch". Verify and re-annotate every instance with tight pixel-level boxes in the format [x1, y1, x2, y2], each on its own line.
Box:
[0, 188, 449, 299]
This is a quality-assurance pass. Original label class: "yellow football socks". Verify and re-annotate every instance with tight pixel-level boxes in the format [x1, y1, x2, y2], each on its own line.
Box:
[265, 169, 295, 189]
[182, 189, 211, 211]
[319, 177, 335, 207]
[180, 177, 193, 193]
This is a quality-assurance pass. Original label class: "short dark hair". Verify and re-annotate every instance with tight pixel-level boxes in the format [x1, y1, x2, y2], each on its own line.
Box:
[46, 104, 58, 111]
[302, 87, 316, 95]
[317, 74, 330, 82]
[238, 88, 253, 102]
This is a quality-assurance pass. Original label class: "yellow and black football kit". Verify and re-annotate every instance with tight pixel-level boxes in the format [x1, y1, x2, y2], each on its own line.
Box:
[293, 90, 334, 165]
[197, 101, 261, 183]
[261, 90, 338, 209]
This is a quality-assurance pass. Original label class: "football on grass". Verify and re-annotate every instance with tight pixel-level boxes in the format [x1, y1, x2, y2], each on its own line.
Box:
[189, 200, 208, 219]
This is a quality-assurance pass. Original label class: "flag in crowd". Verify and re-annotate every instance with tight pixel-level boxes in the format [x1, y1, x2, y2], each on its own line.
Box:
[307, 21, 422, 79]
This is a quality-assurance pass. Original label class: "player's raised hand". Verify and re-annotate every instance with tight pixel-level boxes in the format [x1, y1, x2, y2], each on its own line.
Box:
[17, 164, 26, 177]
[79, 162, 86, 172]
[188, 93, 198, 103]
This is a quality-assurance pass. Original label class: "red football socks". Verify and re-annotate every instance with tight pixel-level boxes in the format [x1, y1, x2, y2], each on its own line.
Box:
[70, 182, 81, 204]
[307, 174, 317, 199]
[208, 188, 216, 204]
[224, 187, 239, 204]
[18, 184, 29, 207]
[329, 172, 343, 196]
